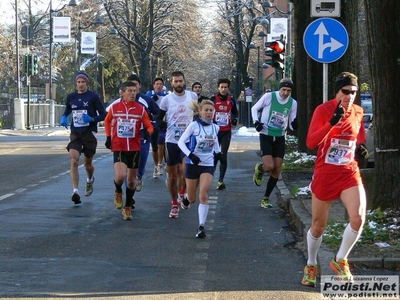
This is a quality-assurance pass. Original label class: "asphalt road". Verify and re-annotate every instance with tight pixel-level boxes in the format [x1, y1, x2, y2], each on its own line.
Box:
[0, 130, 320, 299]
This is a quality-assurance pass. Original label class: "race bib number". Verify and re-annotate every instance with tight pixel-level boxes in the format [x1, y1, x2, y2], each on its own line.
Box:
[174, 123, 187, 140]
[215, 112, 229, 126]
[325, 138, 355, 165]
[267, 111, 287, 129]
[117, 118, 136, 138]
[197, 135, 215, 153]
[72, 110, 89, 127]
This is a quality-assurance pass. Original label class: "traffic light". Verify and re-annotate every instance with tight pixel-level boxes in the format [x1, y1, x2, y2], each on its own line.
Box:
[264, 40, 285, 71]
[32, 55, 39, 75]
[23, 55, 29, 74]
[284, 55, 292, 78]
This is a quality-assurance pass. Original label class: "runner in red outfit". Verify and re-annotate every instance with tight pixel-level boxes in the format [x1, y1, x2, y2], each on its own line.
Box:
[302, 72, 369, 287]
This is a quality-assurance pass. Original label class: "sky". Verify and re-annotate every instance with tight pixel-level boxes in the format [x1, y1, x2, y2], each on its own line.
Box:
[0, 0, 68, 25]
[1, 0, 218, 25]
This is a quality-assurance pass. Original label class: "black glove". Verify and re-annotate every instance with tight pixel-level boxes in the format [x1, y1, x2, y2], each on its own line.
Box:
[291, 118, 299, 130]
[254, 121, 264, 132]
[215, 152, 227, 165]
[329, 100, 345, 126]
[143, 130, 150, 140]
[356, 143, 369, 159]
[158, 120, 167, 129]
[152, 95, 159, 101]
[188, 153, 201, 165]
[231, 118, 238, 126]
[105, 136, 111, 149]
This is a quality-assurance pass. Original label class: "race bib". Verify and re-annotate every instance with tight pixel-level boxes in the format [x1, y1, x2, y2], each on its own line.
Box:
[215, 112, 229, 126]
[72, 110, 89, 127]
[267, 110, 287, 129]
[325, 138, 355, 165]
[174, 123, 187, 140]
[197, 135, 215, 153]
[117, 118, 136, 138]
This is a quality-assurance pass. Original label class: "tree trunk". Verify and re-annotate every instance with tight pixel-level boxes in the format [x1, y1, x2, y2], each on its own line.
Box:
[364, 0, 400, 209]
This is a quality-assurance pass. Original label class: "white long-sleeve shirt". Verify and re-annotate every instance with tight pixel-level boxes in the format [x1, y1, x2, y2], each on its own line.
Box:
[178, 120, 221, 166]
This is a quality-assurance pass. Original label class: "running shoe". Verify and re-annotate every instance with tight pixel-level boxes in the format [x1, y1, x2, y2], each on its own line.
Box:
[260, 196, 272, 208]
[114, 191, 123, 209]
[177, 193, 183, 203]
[253, 163, 263, 186]
[301, 264, 318, 287]
[196, 225, 206, 238]
[330, 257, 354, 282]
[169, 204, 179, 218]
[136, 177, 143, 192]
[71, 192, 81, 204]
[84, 177, 95, 196]
[157, 164, 163, 176]
[216, 181, 226, 190]
[153, 166, 159, 178]
[180, 196, 190, 210]
[122, 206, 133, 220]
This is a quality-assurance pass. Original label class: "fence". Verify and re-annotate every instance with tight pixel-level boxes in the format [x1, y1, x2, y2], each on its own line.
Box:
[24, 102, 66, 129]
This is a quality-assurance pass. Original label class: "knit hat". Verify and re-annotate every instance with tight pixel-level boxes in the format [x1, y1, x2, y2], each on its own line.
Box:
[76, 72, 89, 84]
[279, 78, 293, 90]
[334, 72, 358, 94]
[127, 73, 141, 84]
[192, 82, 202, 89]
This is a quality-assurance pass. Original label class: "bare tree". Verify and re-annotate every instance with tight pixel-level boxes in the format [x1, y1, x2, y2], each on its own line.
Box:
[212, 0, 266, 99]
[101, 0, 203, 91]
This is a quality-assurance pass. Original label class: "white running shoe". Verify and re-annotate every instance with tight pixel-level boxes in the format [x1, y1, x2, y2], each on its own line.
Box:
[136, 177, 143, 192]
[153, 166, 159, 178]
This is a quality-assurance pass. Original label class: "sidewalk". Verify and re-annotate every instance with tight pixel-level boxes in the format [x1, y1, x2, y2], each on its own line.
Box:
[0, 126, 71, 137]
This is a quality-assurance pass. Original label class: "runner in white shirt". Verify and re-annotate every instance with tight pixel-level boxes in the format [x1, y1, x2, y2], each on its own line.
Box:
[156, 71, 197, 218]
[178, 100, 225, 238]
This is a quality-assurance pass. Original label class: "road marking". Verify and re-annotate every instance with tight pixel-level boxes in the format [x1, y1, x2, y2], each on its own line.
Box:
[0, 193, 14, 201]
[0, 154, 112, 203]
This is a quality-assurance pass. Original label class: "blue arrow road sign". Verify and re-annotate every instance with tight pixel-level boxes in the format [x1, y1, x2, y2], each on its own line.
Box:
[303, 18, 348, 63]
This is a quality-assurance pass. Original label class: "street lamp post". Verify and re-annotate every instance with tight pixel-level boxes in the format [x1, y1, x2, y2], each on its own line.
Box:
[94, 28, 117, 100]
[49, 0, 76, 106]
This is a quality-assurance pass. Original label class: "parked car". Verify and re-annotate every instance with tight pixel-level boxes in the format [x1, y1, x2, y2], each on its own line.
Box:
[361, 96, 373, 129]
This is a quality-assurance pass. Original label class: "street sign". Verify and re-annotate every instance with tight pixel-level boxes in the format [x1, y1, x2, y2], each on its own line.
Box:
[245, 88, 252, 96]
[310, 0, 341, 17]
[303, 18, 348, 63]
[20, 25, 34, 39]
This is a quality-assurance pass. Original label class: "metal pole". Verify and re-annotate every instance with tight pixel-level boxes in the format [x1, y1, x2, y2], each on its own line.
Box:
[27, 76, 31, 129]
[257, 46, 261, 98]
[77, 20, 81, 72]
[323, 63, 328, 103]
[94, 40, 98, 94]
[15, 0, 21, 101]
[49, 0, 53, 102]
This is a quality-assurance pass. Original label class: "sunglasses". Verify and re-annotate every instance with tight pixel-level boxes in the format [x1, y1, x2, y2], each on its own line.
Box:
[341, 88, 357, 95]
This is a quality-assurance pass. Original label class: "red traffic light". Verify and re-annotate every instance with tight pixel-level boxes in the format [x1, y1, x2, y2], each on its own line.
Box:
[269, 41, 285, 53]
